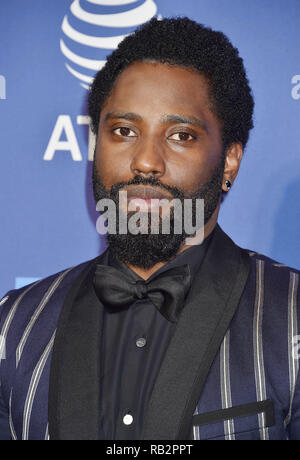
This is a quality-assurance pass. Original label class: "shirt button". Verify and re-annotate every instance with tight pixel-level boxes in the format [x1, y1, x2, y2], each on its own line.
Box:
[123, 414, 133, 425]
[136, 337, 147, 348]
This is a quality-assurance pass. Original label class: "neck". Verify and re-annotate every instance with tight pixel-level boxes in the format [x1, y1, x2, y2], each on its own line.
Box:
[124, 205, 219, 280]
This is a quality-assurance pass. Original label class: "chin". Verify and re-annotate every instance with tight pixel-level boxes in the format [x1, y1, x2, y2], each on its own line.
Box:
[107, 232, 186, 269]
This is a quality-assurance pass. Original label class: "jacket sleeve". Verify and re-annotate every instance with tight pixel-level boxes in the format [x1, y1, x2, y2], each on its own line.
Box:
[0, 292, 12, 440]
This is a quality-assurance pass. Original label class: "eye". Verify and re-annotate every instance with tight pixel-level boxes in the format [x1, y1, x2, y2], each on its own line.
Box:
[168, 132, 195, 142]
[113, 127, 137, 137]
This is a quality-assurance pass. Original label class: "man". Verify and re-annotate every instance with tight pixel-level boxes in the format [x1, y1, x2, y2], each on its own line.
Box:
[0, 17, 299, 440]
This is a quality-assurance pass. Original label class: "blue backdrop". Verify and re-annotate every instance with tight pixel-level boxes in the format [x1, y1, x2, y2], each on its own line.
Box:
[0, 0, 299, 296]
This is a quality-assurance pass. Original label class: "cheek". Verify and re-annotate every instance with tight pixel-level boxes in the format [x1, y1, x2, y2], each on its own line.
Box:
[174, 167, 202, 192]
[170, 155, 214, 193]
[95, 139, 132, 187]
[95, 142, 113, 186]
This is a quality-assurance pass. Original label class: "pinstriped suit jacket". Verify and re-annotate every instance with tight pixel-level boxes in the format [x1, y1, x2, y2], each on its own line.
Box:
[0, 225, 299, 440]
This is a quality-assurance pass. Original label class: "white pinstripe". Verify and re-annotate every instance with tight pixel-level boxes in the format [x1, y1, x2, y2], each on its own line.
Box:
[16, 268, 72, 366]
[8, 391, 18, 440]
[22, 331, 56, 440]
[253, 259, 269, 440]
[220, 330, 235, 440]
[45, 424, 50, 440]
[192, 406, 200, 440]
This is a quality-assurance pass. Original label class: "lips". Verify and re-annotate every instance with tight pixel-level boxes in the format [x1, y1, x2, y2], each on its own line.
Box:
[123, 186, 173, 202]
[119, 185, 173, 213]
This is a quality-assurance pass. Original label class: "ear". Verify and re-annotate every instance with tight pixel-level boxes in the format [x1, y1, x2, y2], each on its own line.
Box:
[222, 142, 243, 192]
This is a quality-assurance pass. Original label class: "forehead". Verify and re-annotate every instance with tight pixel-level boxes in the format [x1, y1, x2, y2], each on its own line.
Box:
[101, 61, 219, 129]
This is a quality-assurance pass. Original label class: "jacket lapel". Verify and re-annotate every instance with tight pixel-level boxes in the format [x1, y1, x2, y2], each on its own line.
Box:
[48, 250, 109, 440]
[142, 225, 251, 440]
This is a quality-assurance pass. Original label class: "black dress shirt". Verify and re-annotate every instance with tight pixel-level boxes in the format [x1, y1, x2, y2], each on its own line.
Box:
[98, 232, 213, 440]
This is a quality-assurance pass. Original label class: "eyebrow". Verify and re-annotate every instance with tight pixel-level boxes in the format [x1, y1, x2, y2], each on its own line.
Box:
[103, 111, 208, 133]
[104, 111, 143, 123]
[161, 114, 208, 132]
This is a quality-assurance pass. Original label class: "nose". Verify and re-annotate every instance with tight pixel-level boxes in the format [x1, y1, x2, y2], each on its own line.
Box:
[130, 137, 165, 179]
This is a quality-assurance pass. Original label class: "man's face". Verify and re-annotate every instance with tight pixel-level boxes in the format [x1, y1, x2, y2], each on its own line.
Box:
[93, 61, 225, 267]
[95, 61, 223, 198]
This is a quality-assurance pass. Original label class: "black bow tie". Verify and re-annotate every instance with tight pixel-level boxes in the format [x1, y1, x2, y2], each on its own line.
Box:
[93, 263, 191, 323]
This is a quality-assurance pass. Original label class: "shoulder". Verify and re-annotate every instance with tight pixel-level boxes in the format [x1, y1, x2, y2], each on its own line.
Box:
[217, 225, 299, 290]
[0, 256, 101, 333]
[239, 247, 299, 311]
[0, 256, 102, 411]
[245, 248, 299, 280]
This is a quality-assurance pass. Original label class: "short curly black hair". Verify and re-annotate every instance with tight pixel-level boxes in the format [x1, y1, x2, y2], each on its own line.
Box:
[88, 17, 254, 151]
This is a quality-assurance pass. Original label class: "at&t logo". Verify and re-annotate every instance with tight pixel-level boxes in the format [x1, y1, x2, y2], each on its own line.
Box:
[60, 0, 158, 89]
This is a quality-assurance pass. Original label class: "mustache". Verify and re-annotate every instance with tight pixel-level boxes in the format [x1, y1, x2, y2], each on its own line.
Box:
[109, 175, 185, 201]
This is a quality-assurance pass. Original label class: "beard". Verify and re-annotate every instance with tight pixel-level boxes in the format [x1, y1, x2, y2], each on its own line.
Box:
[92, 156, 224, 268]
